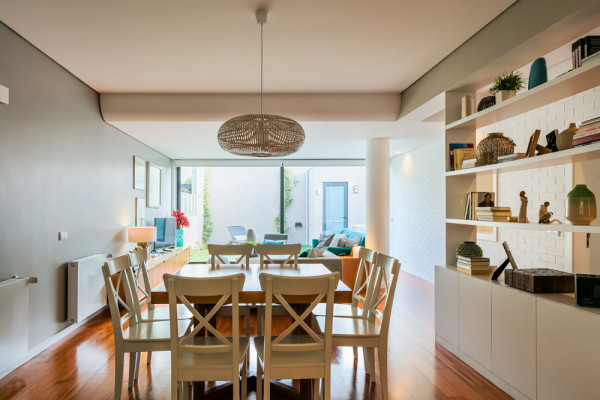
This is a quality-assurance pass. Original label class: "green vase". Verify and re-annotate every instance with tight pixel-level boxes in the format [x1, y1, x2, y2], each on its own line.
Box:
[566, 185, 597, 225]
[528, 57, 548, 89]
[176, 228, 184, 247]
[455, 241, 483, 258]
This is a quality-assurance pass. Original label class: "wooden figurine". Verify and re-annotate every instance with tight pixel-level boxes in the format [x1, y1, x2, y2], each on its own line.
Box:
[519, 191, 529, 223]
[539, 201, 562, 224]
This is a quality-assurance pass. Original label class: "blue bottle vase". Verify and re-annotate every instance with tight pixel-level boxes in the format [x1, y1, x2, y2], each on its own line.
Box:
[176, 228, 184, 247]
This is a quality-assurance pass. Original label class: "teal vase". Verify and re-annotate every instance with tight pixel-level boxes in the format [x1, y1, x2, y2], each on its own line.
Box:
[566, 185, 597, 225]
[528, 57, 547, 90]
[176, 228, 184, 247]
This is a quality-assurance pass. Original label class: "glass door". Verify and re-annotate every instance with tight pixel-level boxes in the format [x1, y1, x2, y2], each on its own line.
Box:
[322, 182, 348, 233]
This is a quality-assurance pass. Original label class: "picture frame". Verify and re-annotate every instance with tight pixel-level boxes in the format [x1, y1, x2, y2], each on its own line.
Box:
[146, 162, 161, 208]
[502, 241, 518, 269]
[135, 198, 145, 227]
[133, 156, 146, 190]
[525, 129, 541, 158]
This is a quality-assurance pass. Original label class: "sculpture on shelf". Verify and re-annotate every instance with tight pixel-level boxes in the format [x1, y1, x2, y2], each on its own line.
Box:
[545, 130, 559, 152]
[556, 123, 579, 150]
[538, 202, 562, 224]
[519, 191, 529, 223]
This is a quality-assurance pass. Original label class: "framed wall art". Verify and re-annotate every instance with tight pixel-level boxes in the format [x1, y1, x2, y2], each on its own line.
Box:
[135, 197, 145, 227]
[133, 156, 146, 190]
[146, 162, 161, 208]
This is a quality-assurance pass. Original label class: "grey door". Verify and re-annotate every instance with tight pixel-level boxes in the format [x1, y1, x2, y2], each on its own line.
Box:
[323, 182, 348, 233]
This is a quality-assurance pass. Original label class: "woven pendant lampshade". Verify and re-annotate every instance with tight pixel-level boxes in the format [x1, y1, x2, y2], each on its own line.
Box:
[218, 9, 305, 157]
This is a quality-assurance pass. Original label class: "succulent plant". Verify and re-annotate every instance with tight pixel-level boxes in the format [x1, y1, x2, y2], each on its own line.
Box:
[489, 71, 525, 93]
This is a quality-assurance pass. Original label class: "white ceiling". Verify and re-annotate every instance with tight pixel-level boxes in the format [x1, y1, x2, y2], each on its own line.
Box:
[0, 0, 516, 159]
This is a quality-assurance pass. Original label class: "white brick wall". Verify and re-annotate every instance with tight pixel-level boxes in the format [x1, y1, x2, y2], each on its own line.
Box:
[476, 85, 600, 272]
[390, 139, 445, 282]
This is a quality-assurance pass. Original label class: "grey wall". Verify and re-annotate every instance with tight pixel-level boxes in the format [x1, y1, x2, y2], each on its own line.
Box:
[0, 23, 172, 348]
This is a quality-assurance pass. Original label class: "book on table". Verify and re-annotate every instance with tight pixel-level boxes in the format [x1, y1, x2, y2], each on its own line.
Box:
[457, 266, 491, 275]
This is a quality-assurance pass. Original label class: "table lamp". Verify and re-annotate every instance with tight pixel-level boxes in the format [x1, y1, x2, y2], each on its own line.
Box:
[128, 226, 157, 251]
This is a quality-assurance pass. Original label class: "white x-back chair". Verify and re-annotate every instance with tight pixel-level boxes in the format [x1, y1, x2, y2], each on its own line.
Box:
[316, 253, 401, 400]
[127, 250, 192, 365]
[207, 244, 253, 336]
[254, 272, 340, 400]
[255, 243, 302, 335]
[164, 272, 249, 400]
[102, 254, 188, 400]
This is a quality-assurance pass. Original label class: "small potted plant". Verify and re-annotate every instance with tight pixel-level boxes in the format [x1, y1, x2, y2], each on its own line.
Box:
[490, 71, 524, 103]
[171, 209, 190, 247]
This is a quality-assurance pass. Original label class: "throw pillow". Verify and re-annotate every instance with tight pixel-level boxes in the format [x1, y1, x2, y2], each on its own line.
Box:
[340, 236, 361, 247]
[299, 250, 310, 258]
[263, 240, 285, 245]
[315, 233, 334, 249]
[329, 234, 347, 247]
[308, 247, 326, 258]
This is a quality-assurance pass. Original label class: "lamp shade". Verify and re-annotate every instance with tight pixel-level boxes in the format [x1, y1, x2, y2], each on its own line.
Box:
[128, 226, 157, 243]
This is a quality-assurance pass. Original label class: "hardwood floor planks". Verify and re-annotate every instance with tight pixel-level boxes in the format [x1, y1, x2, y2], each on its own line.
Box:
[0, 271, 512, 400]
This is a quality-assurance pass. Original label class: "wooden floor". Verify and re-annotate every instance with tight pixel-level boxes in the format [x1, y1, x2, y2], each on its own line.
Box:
[0, 272, 512, 400]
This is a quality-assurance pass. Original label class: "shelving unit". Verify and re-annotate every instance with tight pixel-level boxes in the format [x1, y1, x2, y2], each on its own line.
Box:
[446, 218, 600, 234]
[445, 56, 600, 130]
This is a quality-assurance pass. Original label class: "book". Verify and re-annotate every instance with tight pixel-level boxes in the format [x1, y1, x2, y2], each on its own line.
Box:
[453, 148, 476, 171]
[457, 255, 490, 263]
[457, 266, 490, 275]
[461, 158, 485, 169]
[477, 216, 510, 222]
[457, 262, 491, 269]
[573, 132, 600, 146]
[469, 192, 496, 220]
[464, 193, 471, 219]
[449, 143, 473, 171]
[574, 124, 600, 137]
[579, 115, 600, 127]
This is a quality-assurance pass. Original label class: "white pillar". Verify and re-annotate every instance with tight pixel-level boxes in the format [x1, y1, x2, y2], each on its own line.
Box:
[365, 138, 389, 254]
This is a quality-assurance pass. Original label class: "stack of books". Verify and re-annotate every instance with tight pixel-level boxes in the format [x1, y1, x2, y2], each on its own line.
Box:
[457, 255, 490, 275]
[573, 116, 600, 147]
[449, 143, 474, 171]
[475, 206, 512, 221]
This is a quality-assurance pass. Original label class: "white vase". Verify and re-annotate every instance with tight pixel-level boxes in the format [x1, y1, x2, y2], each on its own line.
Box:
[495, 90, 516, 103]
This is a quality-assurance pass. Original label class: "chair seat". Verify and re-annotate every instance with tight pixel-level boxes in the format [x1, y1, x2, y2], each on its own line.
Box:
[254, 335, 325, 368]
[312, 303, 364, 318]
[123, 319, 190, 342]
[140, 304, 193, 321]
[178, 337, 249, 370]
[315, 315, 380, 337]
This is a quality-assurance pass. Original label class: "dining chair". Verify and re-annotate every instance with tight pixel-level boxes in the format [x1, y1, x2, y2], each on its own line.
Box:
[312, 247, 377, 373]
[256, 243, 301, 268]
[207, 244, 253, 336]
[127, 250, 192, 365]
[102, 254, 189, 400]
[255, 243, 302, 335]
[315, 253, 401, 400]
[254, 272, 340, 400]
[164, 272, 249, 400]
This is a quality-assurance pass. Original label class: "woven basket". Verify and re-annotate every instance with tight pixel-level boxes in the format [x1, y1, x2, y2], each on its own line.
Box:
[476, 133, 515, 165]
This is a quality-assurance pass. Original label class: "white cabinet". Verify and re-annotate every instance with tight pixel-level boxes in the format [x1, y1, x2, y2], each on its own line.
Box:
[459, 274, 491, 369]
[537, 297, 600, 400]
[435, 265, 460, 348]
[491, 285, 536, 400]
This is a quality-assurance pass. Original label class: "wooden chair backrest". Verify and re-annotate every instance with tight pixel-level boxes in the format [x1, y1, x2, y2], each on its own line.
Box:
[259, 272, 339, 362]
[164, 273, 245, 378]
[352, 247, 377, 309]
[256, 243, 302, 267]
[207, 244, 253, 268]
[128, 249, 154, 315]
[366, 253, 401, 337]
[102, 254, 137, 342]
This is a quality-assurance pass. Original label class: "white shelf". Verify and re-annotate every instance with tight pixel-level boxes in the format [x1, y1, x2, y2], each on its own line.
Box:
[445, 57, 600, 131]
[446, 142, 600, 176]
[446, 218, 600, 234]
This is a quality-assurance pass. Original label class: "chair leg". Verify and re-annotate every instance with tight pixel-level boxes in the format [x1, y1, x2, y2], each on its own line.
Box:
[313, 378, 320, 400]
[134, 352, 141, 381]
[114, 348, 124, 400]
[353, 346, 358, 359]
[263, 365, 270, 400]
[324, 366, 331, 400]
[257, 356, 263, 400]
[171, 377, 178, 400]
[147, 351, 152, 364]
[368, 348, 376, 383]
[128, 352, 136, 388]
[362, 347, 370, 375]
[183, 381, 190, 400]
[241, 358, 248, 400]
[378, 346, 388, 400]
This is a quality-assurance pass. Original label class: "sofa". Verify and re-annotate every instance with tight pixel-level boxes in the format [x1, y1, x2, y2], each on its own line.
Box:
[263, 250, 343, 279]
[311, 228, 366, 256]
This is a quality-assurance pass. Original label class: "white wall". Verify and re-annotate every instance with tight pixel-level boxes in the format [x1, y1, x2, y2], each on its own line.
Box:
[0, 23, 172, 348]
[390, 139, 446, 282]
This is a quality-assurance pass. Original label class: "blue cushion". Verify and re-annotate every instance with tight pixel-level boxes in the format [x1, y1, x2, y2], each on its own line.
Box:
[299, 250, 310, 257]
[263, 240, 285, 245]
[339, 228, 366, 246]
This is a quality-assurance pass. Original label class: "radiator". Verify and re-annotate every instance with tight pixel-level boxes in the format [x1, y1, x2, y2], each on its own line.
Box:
[68, 253, 112, 323]
[0, 278, 29, 374]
